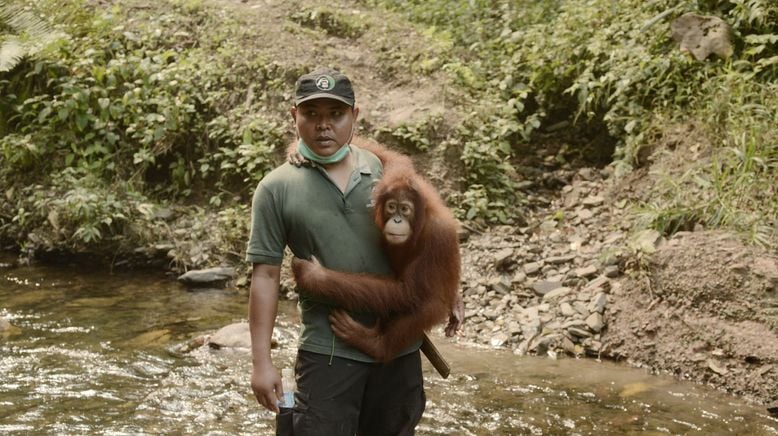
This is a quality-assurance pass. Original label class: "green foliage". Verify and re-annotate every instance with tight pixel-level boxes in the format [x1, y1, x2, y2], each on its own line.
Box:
[1, 0, 776, 265]
[370, 0, 776, 238]
[164, 204, 251, 270]
[289, 7, 369, 39]
[635, 68, 777, 247]
[2, 167, 141, 251]
[376, 114, 442, 153]
[0, 0, 292, 265]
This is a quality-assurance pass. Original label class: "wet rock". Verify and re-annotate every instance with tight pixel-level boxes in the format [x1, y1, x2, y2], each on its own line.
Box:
[561, 336, 577, 354]
[0, 317, 21, 338]
[585, 312, 604, 333]
[178, 266, 237, 288]
[568, 327, 593, 338]
[531, 333, 561, 355]
[507, 321, 522, 336]
[67, 296, 122, 308]
[209, 322, 252, 349]
[490, 332, 509, 348]
[127, 329, 172, 347]
[170, 335, 208, 354]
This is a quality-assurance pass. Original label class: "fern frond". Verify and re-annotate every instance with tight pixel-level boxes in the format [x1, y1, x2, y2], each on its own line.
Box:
[0, 38, 24, 72]
[0, 2, 65, 72]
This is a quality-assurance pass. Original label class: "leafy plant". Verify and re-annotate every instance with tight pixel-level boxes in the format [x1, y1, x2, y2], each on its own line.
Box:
[376, 114, 443, 153]
[289, 7, 369, 39]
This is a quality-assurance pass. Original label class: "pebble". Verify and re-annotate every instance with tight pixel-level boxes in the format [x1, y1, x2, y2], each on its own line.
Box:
[523, 262, 542, 275]
[532, 280, 563, 296]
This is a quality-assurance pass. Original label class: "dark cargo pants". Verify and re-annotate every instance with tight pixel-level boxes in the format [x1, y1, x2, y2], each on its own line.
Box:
[277, 349, 425, 436]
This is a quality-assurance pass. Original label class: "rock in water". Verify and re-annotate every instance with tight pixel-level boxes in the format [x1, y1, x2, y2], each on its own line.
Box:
[177, 266, 237, 288]
[1, 317, 22, 338]
[209, 322, 252, 349]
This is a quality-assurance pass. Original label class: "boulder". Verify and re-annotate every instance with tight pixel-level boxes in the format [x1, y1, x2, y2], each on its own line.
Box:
[209, 322, 252, 349]
[1, 317, 21, 338]
[671, 13, 733, 61]
[178, 266, 237, 288]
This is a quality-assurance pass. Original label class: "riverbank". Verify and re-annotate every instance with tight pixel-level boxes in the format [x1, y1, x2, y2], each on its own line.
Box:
[451, 151, 778, 407]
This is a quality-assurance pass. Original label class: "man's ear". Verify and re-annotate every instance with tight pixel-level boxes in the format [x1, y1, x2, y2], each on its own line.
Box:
[290, 106, 298, 121]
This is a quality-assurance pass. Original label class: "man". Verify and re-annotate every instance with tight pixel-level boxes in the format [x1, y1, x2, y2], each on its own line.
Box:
[246, 67, 462, 435]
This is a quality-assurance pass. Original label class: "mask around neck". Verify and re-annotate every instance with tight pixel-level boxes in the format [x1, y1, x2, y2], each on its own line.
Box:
[297, 138, 351, 165]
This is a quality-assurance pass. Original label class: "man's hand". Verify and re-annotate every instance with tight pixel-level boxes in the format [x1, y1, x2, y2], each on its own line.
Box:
[444, 294, 464, 337]
[251, 361, 282, 413]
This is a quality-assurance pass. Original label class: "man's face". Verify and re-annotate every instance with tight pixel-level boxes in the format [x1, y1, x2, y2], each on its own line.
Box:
[292, 99, 358, 157]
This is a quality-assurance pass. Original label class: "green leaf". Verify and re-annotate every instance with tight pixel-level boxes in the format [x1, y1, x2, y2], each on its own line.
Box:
[75, 113, 89, 131]
[58, 107, 70, 121]
[153, 126, 166, 141]
[38, 106, 52, 123]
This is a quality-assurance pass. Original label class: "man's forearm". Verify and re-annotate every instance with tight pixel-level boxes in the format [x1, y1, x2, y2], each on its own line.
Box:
[248, 263, 283, 412]
[248, 264, 281, 366]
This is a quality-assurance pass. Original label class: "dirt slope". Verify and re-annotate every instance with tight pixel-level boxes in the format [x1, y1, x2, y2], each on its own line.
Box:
[604, 231, 778, 405]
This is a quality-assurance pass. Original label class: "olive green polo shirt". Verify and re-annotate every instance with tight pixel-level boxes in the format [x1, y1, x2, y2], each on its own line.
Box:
[247, 146, 414, 362]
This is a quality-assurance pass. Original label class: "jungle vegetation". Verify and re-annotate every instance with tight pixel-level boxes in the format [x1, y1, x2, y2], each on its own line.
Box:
[1, 0, 775, 271]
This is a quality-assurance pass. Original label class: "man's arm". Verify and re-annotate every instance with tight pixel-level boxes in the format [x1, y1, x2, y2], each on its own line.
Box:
[248, 263, 282, 413]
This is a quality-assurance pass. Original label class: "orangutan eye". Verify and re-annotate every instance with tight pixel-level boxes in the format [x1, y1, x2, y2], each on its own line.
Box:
[385, 200, 397, 214]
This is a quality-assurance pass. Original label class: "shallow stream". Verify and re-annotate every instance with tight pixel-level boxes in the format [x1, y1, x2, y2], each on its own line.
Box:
[1, 254, 776, 435]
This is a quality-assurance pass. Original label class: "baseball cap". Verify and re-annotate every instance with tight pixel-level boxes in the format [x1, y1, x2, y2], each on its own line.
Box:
[294, 68, 355, 107]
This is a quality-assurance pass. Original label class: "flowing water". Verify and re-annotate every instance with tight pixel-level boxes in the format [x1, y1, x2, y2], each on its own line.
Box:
[1, 253, 776, 435]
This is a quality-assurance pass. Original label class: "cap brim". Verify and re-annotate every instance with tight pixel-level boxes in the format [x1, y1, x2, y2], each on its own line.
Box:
[295, 93, 354, 107]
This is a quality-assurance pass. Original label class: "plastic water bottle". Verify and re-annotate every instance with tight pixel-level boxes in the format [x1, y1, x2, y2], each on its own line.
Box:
[278, 368, 295, 408]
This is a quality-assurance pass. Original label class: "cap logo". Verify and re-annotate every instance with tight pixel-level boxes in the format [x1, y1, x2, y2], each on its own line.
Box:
[315, 75, 335, 91]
